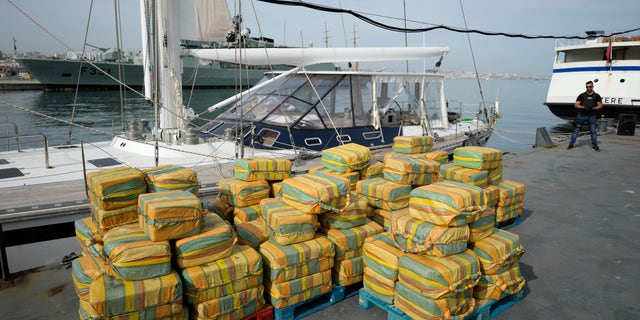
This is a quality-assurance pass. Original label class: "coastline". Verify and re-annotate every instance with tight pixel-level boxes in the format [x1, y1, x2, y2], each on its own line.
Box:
[0, 79, 43, 91]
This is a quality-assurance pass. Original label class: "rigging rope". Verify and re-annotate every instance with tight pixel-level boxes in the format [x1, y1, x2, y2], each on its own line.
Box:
[256, 0, 640, 40]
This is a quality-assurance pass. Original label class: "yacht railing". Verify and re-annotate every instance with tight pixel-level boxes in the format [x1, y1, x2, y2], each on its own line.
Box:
[0, 133, 51, 168]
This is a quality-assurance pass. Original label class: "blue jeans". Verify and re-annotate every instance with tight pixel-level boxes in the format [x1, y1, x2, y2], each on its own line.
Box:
[569, 114, 598, 147]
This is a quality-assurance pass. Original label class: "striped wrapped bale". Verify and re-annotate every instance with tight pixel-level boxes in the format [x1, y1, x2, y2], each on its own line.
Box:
[469, 208, 496, 243]
[173, 213, 235, 269]
[473, 265, 525, 301]
[363, 267, 397, 304]
[438, 163, 488, 188]
[497, 179, 526, 207]
[190, 299, 262, 320]
[91, 204, 138, 235]
[143, 164, 199, 194]
[234, 157, 292, 181]
[356, 178, 411, 210]
[270, 181, 283, 198]
[397, 249, 481, 300]
[260, 198, 319, 245]
[75, 217, 104, 259]
[88, 271, 182, 318]
[360, 160, 385, 180]
[180, 244, 262, 304]
[281, 172, 350, 214]
[203, 198, 234, 221]
[363, 232, 405, 281]
[191, 285, 265, 320]
[309, 165, 360, 190]
[138, 191, 203, 241]
[319, 194, 370, 229]
[233, 205, 260, 225]
[321, 142, 371, 172]
[453, 146, 502, 170]
[72, 256, 105, 302]
[392, 135, 433, 154]
[409, 181, 486, 226]
[86, 166, 147, 211]
[496, 205, 522, 223]
[370, 208, 392, 231]
[219, 178, 270, 207]
[394, 281, 476, 320]
[487, 163, 503, 185]
[321, 219, 383, 261]
[469, 228, 525, 274]
[425, 150, 449, 164]
[390, 209, 469, 256]
[384, 155, 440, 186]
[102, 224, 172, 280]
[235, 218, 269, 250]
[259, 235, 335, 284]
[265, 269, 333, 309]
[79, 299, 185, 320]
[483, 184, 500, 208]
[333, 256, 364, 286]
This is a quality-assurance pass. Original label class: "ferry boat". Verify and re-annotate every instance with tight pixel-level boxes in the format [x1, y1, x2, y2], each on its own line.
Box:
[543, 31, 640, 121]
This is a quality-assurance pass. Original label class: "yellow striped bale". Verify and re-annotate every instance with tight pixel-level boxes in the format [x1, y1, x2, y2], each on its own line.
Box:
[260, 198, 319, 245]
[409, 181, 486, 226]
[397, 250, 481, 300]
[384, 155, 440, 186]
[91, 204, 138, 235]
[321, 219, 384, 261]
[394, 281, 476, 320]
[281, 172, 350, 214]
[321, 143, 371, 172]
[469, 208, 496, 243]
[363, 267, 397, 304]
[438, 163, 488, 188]
[265, 269, 333, 309]
[138, 191, 203, 241]
[72, 256, 104, 302]
[360, 160, 385, 180]
[88, 271, 182, 317]
[497, 179, 526, 207]
[102, 224, 172, 280]
[86, 166, 147, 211]
[453, 146, 502, 170]
[233, 204, 261, 224]
[143, 164, 199, 194]
[173, 213, 235, 268]
[235, 218, 269, 250]
[390, 209, 469, 256]
[191, 285, 265, 320]
[333, 256, 364, 286]
[259, 235, 335, 284]
[356, 178, 412, 210]
[469, 228, 525, 274]
[392, 135, 434, 154]
[319, 194, 370, 229]
[234, 158, 292, 181]
[203, 198, 234, 221]
[219, 178, 271, 207]
[425, 150, 449, 164]
[180, 244, 262, 304]
[473, 265, 526, 301]
[363, 232, 405, 281]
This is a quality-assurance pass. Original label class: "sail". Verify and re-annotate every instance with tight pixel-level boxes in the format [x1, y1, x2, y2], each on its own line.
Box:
[186, 47, 449, 66]
[177, 0, 233, 42]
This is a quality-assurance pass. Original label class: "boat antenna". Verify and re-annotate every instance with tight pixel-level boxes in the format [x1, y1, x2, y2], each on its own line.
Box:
[458, 0, 487, 111]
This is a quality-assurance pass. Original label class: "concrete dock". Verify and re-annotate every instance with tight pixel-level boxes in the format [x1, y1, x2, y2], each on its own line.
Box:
[1, 130, 639, 319]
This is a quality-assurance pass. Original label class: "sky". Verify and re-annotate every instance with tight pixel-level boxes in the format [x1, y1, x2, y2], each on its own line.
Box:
[1, 0, 638, 77]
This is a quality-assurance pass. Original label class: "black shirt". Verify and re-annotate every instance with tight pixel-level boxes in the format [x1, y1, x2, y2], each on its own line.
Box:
[576, 91, 602, 115]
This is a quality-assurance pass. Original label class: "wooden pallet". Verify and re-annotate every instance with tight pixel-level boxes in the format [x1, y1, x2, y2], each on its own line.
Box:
[273, 283, 362, 320]
[358, 288, 524, 320]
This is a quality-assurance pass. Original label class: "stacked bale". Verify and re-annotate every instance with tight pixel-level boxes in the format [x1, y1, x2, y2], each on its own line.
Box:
[76, 165, 267, 320]
[495, 180, 526, 223]
[469, 228, 526, 302]
[143, 164, 200, 194]
[260, 236, 335, 309]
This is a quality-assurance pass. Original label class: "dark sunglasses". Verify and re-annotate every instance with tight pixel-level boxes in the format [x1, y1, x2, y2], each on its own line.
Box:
[586, 85, 593, 88]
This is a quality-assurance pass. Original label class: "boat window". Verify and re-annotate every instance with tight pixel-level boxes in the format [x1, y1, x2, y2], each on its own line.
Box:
[362, 131, 382, 140]
[254, 128, 280, 147]
[336, 135, 351, 143]
[304, 137, 322, 147]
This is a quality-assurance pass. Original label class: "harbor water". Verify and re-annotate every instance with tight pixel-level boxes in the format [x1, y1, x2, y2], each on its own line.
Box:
[0, 78, 567, 154]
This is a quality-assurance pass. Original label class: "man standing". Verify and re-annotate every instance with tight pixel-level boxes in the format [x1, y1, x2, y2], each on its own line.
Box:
[567, 80, 603, 151]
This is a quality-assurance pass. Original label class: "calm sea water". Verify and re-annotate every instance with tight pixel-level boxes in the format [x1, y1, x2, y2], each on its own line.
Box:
[0, 78, 566, 154]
